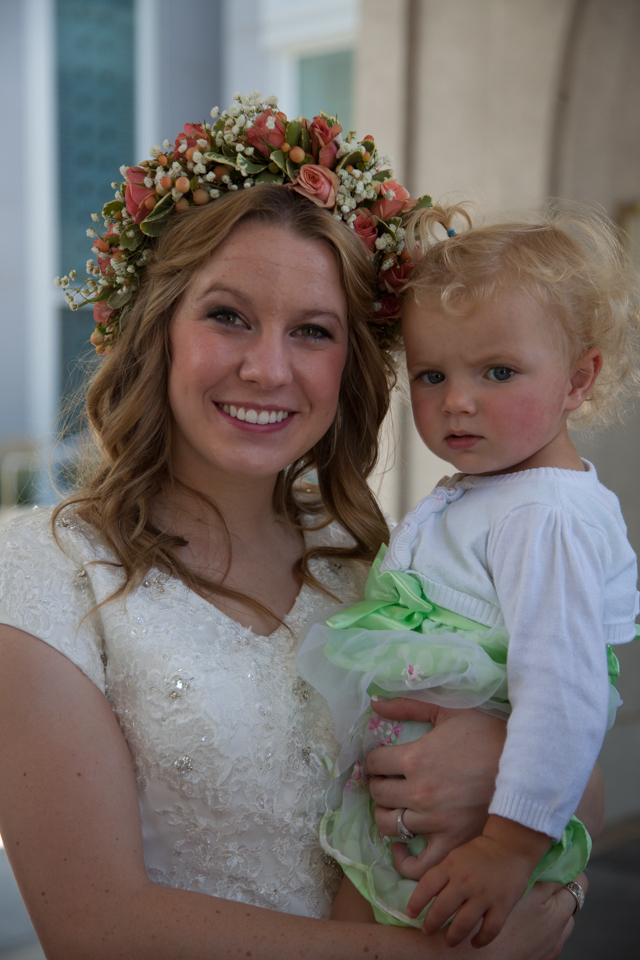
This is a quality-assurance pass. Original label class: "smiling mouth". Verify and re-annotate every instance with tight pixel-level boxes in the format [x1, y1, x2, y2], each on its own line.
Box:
[216, 403, 291, 425]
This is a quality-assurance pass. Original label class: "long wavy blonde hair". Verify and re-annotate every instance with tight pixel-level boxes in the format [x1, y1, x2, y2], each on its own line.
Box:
[54, 186, 395, 624]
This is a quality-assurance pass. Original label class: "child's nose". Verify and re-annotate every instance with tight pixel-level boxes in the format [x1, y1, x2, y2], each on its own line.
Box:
[441, 381, 477, 415]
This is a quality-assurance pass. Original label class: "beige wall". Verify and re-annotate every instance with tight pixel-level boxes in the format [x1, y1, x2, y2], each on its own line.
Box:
[357, 0, 640, 827]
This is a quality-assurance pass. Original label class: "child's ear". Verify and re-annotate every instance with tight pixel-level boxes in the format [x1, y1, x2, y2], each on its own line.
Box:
[565, 348, 603, 411]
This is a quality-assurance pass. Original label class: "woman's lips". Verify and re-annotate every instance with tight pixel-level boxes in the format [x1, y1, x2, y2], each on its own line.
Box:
[445, 434, 482, 450]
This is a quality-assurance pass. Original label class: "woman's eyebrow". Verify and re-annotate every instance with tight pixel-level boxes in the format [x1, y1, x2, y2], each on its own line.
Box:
[294, 307, 345, 325]
[195, 284, 253, 305]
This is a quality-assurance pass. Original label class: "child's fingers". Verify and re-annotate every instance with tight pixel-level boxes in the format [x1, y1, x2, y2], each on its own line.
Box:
[407, 834, 458, 874]
[470, 905, 511, 949]
[405, 867, 447, 919]
[390, 843, 421, 879]
[443, 899, 488, 948]
[392, 834, 459, 880]
[420, 883, 465, 935]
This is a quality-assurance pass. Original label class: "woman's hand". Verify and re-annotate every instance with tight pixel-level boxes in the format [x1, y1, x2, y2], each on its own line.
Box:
[473, 875, 587, 960]
[366, 698, 605, 884]
[365, 699, 506, 874]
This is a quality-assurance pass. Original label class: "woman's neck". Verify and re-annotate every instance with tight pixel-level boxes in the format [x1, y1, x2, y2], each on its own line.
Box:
[154, 464, 305, 634]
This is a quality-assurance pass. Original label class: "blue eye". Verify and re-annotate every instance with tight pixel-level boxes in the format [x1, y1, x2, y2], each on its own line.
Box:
[420, 371, 445, 384]
[487, 366, 514, 382]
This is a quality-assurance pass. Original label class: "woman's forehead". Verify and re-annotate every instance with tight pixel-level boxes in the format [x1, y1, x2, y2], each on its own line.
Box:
[177, 222, 348, 322]
[193, 223, 346, 301]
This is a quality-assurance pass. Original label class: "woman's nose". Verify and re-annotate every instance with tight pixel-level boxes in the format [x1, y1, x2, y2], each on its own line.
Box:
[238, 332, 294, 388]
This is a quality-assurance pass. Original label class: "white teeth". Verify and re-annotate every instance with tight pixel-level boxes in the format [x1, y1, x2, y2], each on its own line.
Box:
[219, 403, 290, 423]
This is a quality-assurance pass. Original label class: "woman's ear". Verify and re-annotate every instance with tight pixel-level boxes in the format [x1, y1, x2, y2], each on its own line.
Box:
[565, 347, 603, 411]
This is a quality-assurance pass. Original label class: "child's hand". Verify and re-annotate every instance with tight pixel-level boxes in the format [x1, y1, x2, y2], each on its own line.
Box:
[405, 816, 551, 948]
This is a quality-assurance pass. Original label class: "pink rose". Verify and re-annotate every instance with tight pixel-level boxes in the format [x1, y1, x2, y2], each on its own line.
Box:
[174, 122, 208, 154]
[93, 298, 116, 327]
[287, 164, 340, 210]
[370, 179, 416, 221]
[352, 209, 378, 253]
[124, 166, 156, 224]
[309, 116, 342, 168]
[245, 109, 287, 158]
[380, 259, 413, 293]
[375, 293, 401, 319]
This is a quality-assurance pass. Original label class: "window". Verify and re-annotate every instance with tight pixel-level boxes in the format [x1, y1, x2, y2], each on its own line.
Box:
[56, 0, 135, 429]
[298, 48, 353, 130]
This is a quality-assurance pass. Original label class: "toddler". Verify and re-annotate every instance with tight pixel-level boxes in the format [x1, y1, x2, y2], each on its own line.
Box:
[297, 205, 640, 947]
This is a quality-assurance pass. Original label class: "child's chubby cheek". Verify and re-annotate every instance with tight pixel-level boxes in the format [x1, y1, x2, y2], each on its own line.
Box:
[486, 387, 568, 454]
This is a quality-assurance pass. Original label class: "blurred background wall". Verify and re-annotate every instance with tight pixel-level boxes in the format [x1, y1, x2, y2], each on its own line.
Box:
[0, 0, 638, 838]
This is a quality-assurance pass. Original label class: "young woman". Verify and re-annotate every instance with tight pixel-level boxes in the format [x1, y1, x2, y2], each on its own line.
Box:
[0, 99, 593, 959]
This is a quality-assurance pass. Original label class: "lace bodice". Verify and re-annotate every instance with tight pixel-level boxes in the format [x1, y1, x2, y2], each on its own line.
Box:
[0, 508, 369, 918]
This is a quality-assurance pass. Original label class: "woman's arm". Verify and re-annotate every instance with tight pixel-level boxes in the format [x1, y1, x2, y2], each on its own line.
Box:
[366, 699, 605, 877]
[0, 626, 578, 960]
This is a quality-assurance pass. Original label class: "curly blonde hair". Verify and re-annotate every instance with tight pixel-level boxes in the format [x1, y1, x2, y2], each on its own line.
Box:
[404, 202, 640, 429]
[54, 186, 395, 626]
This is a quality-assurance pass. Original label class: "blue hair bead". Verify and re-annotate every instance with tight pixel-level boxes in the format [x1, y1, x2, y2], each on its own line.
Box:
[447, 228, 456, 236]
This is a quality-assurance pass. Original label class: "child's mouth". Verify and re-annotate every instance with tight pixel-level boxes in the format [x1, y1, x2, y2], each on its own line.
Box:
[445, 434, 482, 450]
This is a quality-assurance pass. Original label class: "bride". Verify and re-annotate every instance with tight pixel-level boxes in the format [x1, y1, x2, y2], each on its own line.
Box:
[0, 97, 592, 958]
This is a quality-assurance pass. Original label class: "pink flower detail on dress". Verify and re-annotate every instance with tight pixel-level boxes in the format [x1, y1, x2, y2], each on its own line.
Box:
[379, 721, 403, 746]
[344, 759, 369, 792]
[402, 664, 423, 683]
[367, 714, 382, 731]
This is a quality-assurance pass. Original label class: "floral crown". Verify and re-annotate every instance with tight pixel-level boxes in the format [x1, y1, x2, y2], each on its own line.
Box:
[55, 92, 432, 354]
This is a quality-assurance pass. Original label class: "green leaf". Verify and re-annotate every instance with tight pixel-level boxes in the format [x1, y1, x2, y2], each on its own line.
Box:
[190, 176, 199, 192]
[107, 287, 133, 309]
[412, 194, 433, 211]
[300, 128, 312, 154]
[372, 170, 393, 182]
[140, 192, 174, 224]
[202, 151, 239, 170]
[286, 158, 301, 182]
[140, 217, 171, 237]
[285, 119, 302, 148]
[318, 109, 338, 126]
[118, 226, 144, 251]
[93, 286, 113, 303]
[269, 150, 287, 174]
[236, 153, 268, 176]
[336, 150, 363, 173]
[102, 200, 124, 217]
[254, 170, 284, 184]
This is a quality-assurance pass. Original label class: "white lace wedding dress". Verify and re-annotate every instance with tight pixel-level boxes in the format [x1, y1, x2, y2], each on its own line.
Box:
[0, 507, 369, 919]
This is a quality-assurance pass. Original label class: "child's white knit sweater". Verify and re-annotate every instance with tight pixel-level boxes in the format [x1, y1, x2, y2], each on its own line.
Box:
[380, 461, 638, 840]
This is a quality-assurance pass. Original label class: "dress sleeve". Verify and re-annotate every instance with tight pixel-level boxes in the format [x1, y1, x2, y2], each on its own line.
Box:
[0, 511, 107, 692]
[486, 504, 610, 840]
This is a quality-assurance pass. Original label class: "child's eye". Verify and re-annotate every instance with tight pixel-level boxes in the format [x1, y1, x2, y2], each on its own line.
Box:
[420, 371, 445, 385]
[486, 366, 515, 382]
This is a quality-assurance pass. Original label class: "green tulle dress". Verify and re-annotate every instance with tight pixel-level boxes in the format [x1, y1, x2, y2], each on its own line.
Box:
[296, 544, 623, 928]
